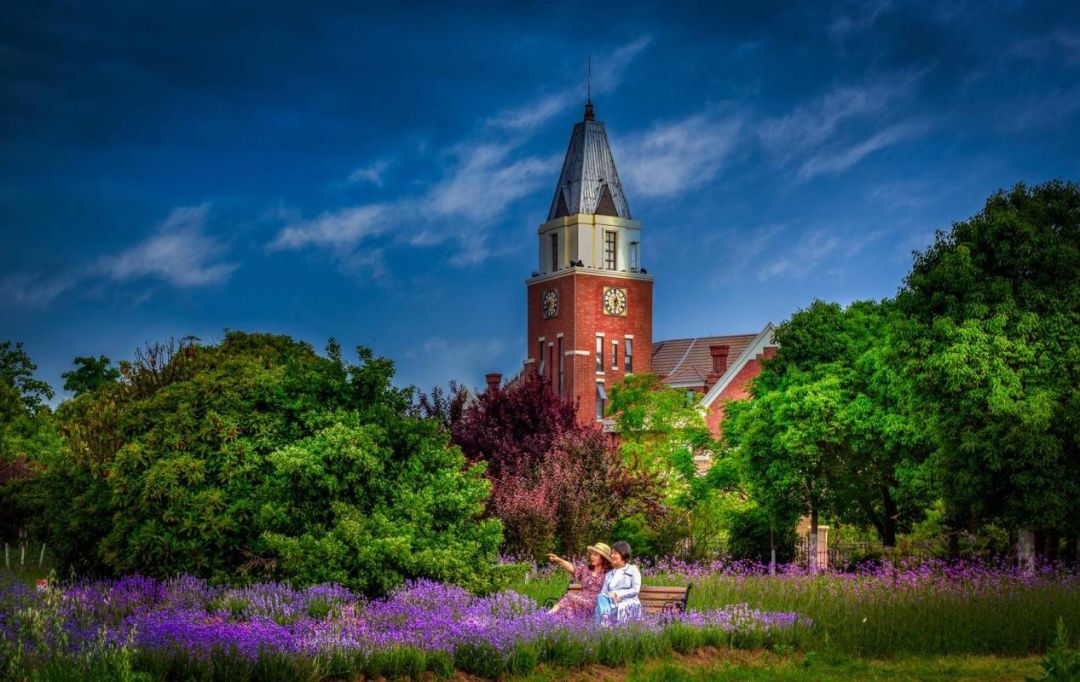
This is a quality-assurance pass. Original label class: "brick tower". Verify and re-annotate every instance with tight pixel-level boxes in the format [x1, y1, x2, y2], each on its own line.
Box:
[525, 101, 653, 425]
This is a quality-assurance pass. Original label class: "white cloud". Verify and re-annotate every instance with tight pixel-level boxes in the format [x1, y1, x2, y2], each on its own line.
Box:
[758, 227, 889, 281]
[268, 204, 390, 251]
[347, 159, 392, 187]
[425, 143, 558, 223]
[618, 110, 742, 199]
[101, 205, 237, 287]
[1, 204, 236, 309]
[797, 121, 928, 180]
[0, 272, 79, 308]
[266, 37, 654, 269]
[827, 0, 893, 42]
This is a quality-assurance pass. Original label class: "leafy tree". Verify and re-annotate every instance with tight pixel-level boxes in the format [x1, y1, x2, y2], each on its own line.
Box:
[409, 380, 471, 433]
[607, 373, 724, 504]
[724, 299, 931, 564]
[0, 341, 53, 417]
[61, 355, 120, 396]
[897, 180, 1080, 558]
[31, 331, 502, 593]
[0, 341, 60, 542]
[452, 372, 577, 480]
[453, 372, 657, 558]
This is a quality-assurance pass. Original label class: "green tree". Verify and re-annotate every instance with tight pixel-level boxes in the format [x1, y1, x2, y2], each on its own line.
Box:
[724, 299, 931, 558]
[61, 355, 120, 396]
[33, 332, 502, 593]
[897, 180, 1080, 560]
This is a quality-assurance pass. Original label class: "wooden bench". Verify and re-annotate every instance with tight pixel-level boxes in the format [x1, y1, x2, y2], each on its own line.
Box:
[545, 583, 693, 616]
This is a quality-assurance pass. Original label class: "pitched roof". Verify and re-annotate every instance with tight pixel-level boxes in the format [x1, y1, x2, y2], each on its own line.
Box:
[651, 333, 759, 387]
[548, 106, 632, 221]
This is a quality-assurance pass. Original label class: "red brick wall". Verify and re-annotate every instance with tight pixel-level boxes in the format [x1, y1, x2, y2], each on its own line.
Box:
[527, 271, 652, 425]
[704, 347, 776, 436]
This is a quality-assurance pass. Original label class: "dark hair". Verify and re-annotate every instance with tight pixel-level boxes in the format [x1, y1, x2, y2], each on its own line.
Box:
[611, 541, 632, 562]
[588, 550, 613, 572]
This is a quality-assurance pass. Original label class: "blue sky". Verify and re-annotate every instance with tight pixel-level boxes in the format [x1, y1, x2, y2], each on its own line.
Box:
[3, 0, 1079, 398]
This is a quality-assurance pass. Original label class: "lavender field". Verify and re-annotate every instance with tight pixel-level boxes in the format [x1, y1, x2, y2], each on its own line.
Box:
[2, 559, 1078, 680]
[0, 573, 807, 681]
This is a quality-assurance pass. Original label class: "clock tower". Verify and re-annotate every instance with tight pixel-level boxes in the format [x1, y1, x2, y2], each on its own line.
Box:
[526, 102, 653, 425]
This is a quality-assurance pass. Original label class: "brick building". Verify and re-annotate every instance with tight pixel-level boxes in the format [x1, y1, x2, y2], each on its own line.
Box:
[496, 101, 776, 436]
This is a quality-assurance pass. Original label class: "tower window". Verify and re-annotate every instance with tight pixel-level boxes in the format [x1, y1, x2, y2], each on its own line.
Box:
[558, 337, 564, 397]
[625, 338, 633, 373]
[595, 335, 604, 372]
[596, 382, 607, 420]
[537, 340, 545, 376]
[551, 232, 559, 271]
[630, 241, 640, 272]
[549, 343, 555, 389]
[604, 231, 617, 269]
[612, 340, 618, 370]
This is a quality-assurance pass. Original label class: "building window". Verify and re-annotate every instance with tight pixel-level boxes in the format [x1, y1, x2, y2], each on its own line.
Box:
[557, 337, 564, 397]
[630, 241, 640, 272]
[625, 338, 633, 373]
[537, 340, 545, 376]
[550, 232, 559, 271]
[604, 231, 617, 269]
[612, 340, 618, 370]
[596, 382, 607, 420]
[595, 336, 604, 372]
[548, 344, 555, 389]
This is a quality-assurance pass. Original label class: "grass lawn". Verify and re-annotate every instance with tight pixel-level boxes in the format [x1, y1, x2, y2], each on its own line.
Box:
[514, 651, 1044, 681]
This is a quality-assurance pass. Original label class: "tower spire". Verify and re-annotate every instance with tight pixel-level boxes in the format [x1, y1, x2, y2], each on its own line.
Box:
[584, 55, 595, 121]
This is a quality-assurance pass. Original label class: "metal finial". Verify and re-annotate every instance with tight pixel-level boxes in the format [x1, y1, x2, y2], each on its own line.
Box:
[584, 55, 595, 121]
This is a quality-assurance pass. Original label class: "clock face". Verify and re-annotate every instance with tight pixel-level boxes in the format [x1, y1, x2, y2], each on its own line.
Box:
[602, 286, 628, 316]
[542, 289, 559, 319]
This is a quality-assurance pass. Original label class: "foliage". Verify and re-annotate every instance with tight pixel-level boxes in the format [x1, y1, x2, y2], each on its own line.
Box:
[25, 332, 501, 594]
[408, 379, 471, 433]
[724, 299, 932, 547]
[61, 355, 121, 397]
[727, 505, 798, 564]
[608, 373, 722, 503]
[897, 180, 1080, 539]
[453, 373, 659, 559]
[0, 341, 54, 417]
[452, 372, 577, 480]
[1031, 619, 1080, 681]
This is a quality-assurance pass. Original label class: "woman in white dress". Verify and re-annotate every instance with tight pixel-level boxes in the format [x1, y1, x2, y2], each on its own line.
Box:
[595, 541, 643, 624]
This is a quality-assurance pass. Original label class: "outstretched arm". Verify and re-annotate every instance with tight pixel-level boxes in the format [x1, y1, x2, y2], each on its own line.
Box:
[546, 553, 575, 576]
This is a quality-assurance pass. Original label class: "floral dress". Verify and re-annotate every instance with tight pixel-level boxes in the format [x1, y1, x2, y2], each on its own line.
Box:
[553, 564, 606, 618]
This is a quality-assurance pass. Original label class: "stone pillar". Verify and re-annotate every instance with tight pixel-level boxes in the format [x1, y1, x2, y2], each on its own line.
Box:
[816, 526, 830, 569]
[485, 373, 502, 393]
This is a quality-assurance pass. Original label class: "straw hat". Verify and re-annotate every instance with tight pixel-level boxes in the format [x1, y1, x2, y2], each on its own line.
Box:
[587, 542, 613, 562]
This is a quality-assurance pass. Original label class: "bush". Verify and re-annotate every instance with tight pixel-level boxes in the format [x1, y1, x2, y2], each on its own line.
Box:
[727, 505, 796, 564]
[28, 332, 503, 595]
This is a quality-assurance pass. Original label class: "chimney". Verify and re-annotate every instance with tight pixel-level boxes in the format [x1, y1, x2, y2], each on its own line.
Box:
[485, 372, 502, 392]
[710, 345, 730, 374]
[704, 345, 730, 392]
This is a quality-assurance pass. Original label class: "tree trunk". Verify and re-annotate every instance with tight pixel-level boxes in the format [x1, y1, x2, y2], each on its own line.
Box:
[769, 524, 777, 576]
[880, 486, 898, 548]
[808, 508, 819, 572]
[1043, 530, 1059, 563]
[1017, 527, 1036, 575]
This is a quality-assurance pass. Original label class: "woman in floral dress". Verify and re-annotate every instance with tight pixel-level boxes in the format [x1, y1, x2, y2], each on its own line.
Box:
[546, 543, 613, 617]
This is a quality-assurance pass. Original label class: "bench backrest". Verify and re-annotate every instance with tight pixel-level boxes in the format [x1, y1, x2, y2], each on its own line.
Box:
[564, 583, 691, 615]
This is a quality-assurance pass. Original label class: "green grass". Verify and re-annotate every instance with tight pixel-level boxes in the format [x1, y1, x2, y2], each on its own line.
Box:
[515, 653, 1044, 681]
[509, 568, 1080, 658]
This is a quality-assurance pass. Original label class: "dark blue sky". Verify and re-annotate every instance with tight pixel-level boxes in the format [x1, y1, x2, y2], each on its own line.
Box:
[3, 0, 1079, 397]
